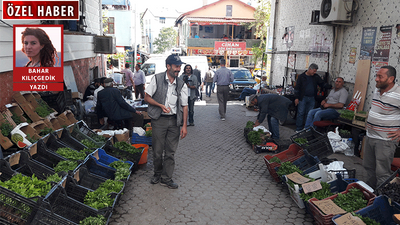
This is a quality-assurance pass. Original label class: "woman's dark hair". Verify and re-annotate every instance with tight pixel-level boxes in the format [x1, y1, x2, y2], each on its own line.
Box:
[21, 27, 58, 67]
[183, 64, 193, 75]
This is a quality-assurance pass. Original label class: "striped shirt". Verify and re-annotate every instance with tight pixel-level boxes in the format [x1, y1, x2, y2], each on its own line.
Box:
[366, 84, 400, 140]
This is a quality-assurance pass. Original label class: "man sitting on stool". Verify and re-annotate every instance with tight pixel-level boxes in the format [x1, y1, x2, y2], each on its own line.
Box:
[249, 94, 292, 140]
[304, 77, 348, 129]
[237, 76, 268, 101]
[96, 78, 144, 133]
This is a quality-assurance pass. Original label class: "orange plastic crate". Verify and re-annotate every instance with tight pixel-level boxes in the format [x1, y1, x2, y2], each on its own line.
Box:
[308, 182, 376, 225]
[263, 144, 303, 182]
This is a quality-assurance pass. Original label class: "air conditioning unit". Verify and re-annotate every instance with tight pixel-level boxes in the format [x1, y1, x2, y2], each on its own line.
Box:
[94, 35, 116, 54]
[319, 0, 353, 23]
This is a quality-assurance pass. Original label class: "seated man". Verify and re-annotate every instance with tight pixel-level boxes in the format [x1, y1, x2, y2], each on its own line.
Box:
[249, 94, 292, 140]
[83, 78, 100, 102]
[304, 77, 348, 129]
[237, 76, 268, 101]
[96, 78, 144, 133]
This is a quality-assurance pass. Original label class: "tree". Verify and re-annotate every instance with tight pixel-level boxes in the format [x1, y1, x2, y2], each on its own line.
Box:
[153, 27, 178, 54]
[248, 0, 271, 67]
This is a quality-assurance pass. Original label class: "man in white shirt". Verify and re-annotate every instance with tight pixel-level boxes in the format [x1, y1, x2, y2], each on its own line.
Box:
[92, 77, 106, 108]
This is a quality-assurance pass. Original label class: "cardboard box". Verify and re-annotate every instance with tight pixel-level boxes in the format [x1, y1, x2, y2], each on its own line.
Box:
[0, 132, 13, 150]
[57, 112, 72, 127]
[29, 120, 48, 136]
[1, 108, 17, 128]
[13, 92, 42, 122]
[65, 110, 78, 124]
[49, 118, 62, 130]
[115, 130, 129, 142]
[7, 103, 27, 124]
[142, 111, 151, 120]
[23, 92, 39, 108]
[20, 123, 41, 140]
[72, 92, 83, 99]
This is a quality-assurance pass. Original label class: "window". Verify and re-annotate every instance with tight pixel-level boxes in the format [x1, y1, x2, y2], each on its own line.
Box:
[103, 17, 115, 34]
[226, 5, 232, 17]
[159, 17, 165, 24]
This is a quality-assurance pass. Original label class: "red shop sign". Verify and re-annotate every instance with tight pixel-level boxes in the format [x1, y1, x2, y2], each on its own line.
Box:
[214, 41, 246, 51]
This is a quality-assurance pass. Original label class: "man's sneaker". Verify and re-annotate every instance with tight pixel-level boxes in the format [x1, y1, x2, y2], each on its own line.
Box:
[160, 180, 179, 189]
[188, 123, 194, 126]
[221, 117, 226, 121]
[150, 175, 160, 184]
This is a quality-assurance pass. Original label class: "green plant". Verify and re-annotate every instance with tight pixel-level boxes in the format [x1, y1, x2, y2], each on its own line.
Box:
[245, 121, 255, 129]
[269, 157, 281, 163]
[0, 174, 51, 199]
[80, 215, 107, 225]
[26, 133, 38, 143]
[23, 114, 32, 123]
[39, 127, 53, 136]
[11, 112, 22, 125]
[276, 161, 303, 178]
[145, 130, 152, 137]
[338, 110, 355, 120]
[83, 179, 124, 210]
[300, 181, 333, 202]
[339, 129, 351, 136]
[55, 148, 86, 161]
[352, 213, 380, 225]
[144, 123, 151, 128]
[333, 187, 368, 212]
[247, 129, 264, 145]
[45, 173, 62, 183]
[109, 161, 131, 181]
[54, 161, 78, 173]
[294, 138, 307, 145]
[113, 142, 142, 154]
[0, 122, 13, 137]
[81, 139, 98, 149]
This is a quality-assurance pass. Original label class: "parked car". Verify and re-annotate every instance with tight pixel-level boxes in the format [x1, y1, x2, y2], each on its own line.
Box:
[227, 67, 256, 95]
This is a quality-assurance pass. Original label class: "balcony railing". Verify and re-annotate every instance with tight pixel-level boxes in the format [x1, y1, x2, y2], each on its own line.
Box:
[186, 38, 261, 48]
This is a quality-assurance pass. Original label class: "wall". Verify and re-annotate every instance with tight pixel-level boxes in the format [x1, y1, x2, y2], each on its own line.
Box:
[188, 0, 255, 19]
[270, 0, 400, 110]
[106, 10, 134, 47]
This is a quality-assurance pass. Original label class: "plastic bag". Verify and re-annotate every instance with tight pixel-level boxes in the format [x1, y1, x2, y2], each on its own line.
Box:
[327, 131, 348, 153]
[133, 127, 146, 136]
[253, 126, 272, 135]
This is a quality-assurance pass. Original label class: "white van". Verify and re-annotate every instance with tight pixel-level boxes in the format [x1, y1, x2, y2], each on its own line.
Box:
[141, 55, 208, 87]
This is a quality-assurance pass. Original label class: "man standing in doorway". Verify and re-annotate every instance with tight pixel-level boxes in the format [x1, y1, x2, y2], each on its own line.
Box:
[144, 54, 188, 189]
[121, 63, 135, 99]
[294, 63, 329, 131]
[363, 66, 400, 189]
[133, 64, 146, 99]
[213, 59, 234, 121]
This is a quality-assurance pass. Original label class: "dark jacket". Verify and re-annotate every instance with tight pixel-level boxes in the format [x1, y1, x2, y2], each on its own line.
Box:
[257, 94, 292, 123]
[83, 83, 96, 101]
[96, 86, 136, 121]
[294, 71, 330, 101]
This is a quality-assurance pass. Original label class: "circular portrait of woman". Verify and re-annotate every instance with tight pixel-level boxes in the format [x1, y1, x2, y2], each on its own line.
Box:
[15, 26, 62, 67]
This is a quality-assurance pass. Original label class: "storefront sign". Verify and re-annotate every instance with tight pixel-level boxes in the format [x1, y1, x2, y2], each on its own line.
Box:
[214, 41, 246, 51]
[372, 26, 392, 62]
[190, 48, 253, 56]
[359, 27, 377, 60]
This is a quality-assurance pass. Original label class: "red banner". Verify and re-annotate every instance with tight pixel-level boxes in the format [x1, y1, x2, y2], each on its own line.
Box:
[13, 83, 64, 91]
[3, 1, 79, 20]
[190, 49, 253, 56]
[214, 41, 246, 51]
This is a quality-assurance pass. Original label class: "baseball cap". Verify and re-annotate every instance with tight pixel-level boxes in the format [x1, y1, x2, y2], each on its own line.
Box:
[104, 78, 113, 83]
[166, 55, 185, 65]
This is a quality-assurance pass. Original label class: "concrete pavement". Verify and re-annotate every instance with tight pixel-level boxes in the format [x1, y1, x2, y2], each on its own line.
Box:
[108, 95, 366, 225]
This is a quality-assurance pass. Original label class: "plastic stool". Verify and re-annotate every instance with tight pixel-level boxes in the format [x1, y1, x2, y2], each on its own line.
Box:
[313, 120, 340, 133]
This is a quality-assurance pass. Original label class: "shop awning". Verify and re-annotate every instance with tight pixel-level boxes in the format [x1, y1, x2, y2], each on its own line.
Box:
[188, 17, 255, 26]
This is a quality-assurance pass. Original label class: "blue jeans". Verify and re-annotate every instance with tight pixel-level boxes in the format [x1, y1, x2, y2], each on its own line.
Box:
[296, 96, 315, 131]
[304, 108, 340, 129]
[211, 82, 215, 92]
[205, 82, 213, 97]
[188, 98, 195, 124]
[239, 88, 257, 100]
[267, 115, 280, 139]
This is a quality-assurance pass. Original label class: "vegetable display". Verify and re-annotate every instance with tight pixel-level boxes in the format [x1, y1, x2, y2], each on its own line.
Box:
[81, 139, 98, 149]
[26, 133, 38, 144]
[269, 157, 281, 163]
[56, 147, 86, 161]
[300, 181, 333, 202]
[245, 121, 255, 129]
[0, 174, 52, 199]
[293, 138, 307, 145]
[34, 99, 54, 117]
[113, 142, 142, 154]
[80, 215, 107, 225]
[333, 187, 367, 212]
[145, 130, 152, 137]
[377, 182, 400, 203]
[338, 110, 355, 120]
[276, 161, 303, 178]
[54, 161, 78, 173]
[11, 112, 22, 125]
[83, 179, 124, 210]
[0, 122, 13, 137]
[39, 127, 53, 136]
[109, 161, 131, 181]
[247, 129, 265, 145]
[352, 213, 380, 225]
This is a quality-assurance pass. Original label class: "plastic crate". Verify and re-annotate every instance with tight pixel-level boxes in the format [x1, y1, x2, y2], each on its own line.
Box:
[69, 123, 105, 148]
[375, 168, 400, 204]
[276, 150, 321, 181]
[308, 182, 376, 225]
[263, 144, 304, 182]
[75, 121, 108, 144]
[41, 185, 111, 225]
[328, 169, 356, 180]
[253, 140, 279, 154]
[5, 151, 56, 180]
[40, 92, 64, 114]
[131, 133, 152, 145]
[89, 149, 134, 181]
[70, 166, 108, 191]
[78, 157, 116, 180]
[332, 195, 400, 225]
[291, 128, 333, 159]
[27, 139, 67, 169]
[102, 141, 144, 169]
[45, 133, 71, 152]
[58, 128, 87, 151]
[28, 203, 72, 225]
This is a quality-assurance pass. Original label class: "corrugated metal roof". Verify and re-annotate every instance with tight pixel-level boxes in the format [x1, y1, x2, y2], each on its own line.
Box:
[187, 17, 255, 23]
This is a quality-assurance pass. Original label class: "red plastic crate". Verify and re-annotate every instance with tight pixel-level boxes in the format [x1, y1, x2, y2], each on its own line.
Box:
[308, 182, 376, 225]
[263, 143, 303, 182]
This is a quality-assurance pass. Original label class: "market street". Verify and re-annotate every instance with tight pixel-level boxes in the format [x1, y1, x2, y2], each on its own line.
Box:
[108, 97, 315, 225]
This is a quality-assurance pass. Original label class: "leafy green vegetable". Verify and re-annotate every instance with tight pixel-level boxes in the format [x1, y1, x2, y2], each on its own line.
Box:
[11, 112, 22, 125]
[145, 130, 152, 137]
[54, 161, 78, 173]
[0, 122, 13, 137]
[26, 133, 38, 143]
[276, 161, 303, 178]
[39, 127, 53, 136]
[294, 138, 307, 145]
[269, 157, 281, 163]
[338, 110, 355, 120]
[0, 174, 51, 199]
[45, 173, 62, 183]
[83, 180, 123, 210]
[245, 121, 255, 129]
[339, 129, 351, 136]
[98, 179, 124, 194]
[247, 129, 264, 145]
[109, 161, 131, 181]
[35, 99, 54, 118]
[80, 215, 107, 225]
[56, 147, 86, 161]
[300, 181, 333, 202]
[144, 123, 151, 128]
[81, 139, 98, 149]
[113, 142, 142, 154]
[352, 213, 381, 225]
[333, 187, 368, 212]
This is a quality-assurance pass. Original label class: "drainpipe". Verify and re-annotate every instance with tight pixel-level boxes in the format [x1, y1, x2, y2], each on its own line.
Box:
[269, 0, 279, 86]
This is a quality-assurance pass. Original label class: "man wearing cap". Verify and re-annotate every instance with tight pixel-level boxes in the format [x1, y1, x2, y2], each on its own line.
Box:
[213, 59, 234, 121]
[96, 77, 144, 131]
[144, 54, 188, 189]
[249, 94, 292, 140]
